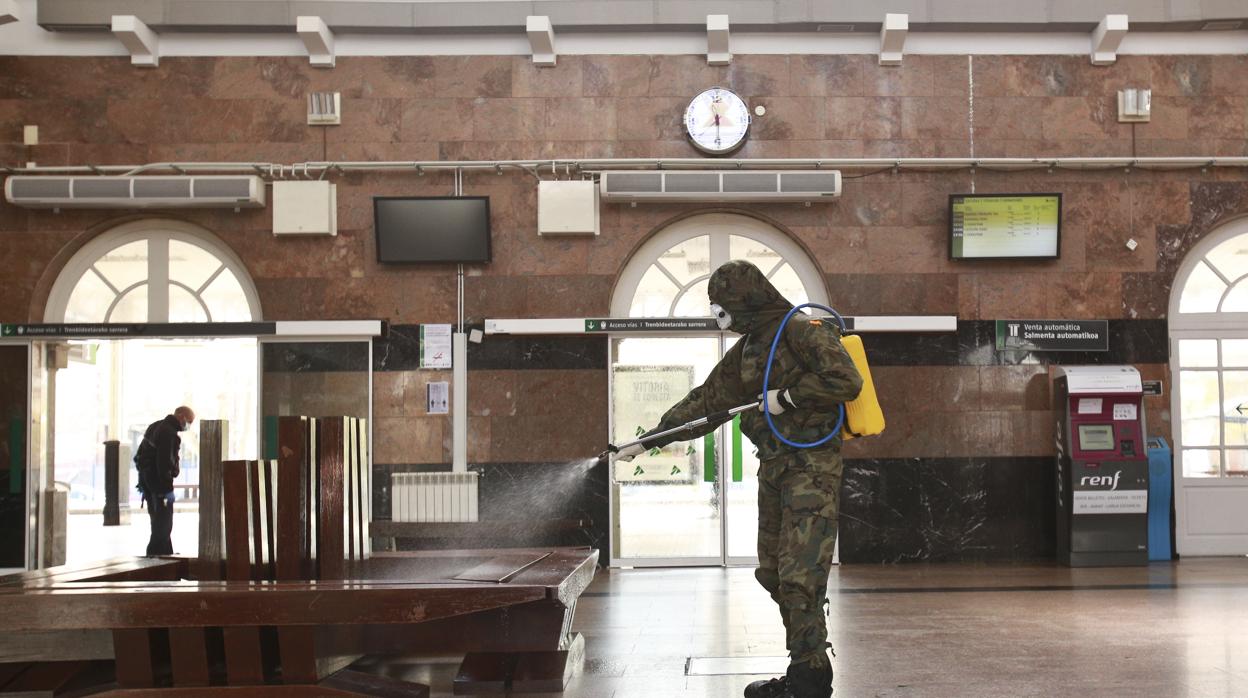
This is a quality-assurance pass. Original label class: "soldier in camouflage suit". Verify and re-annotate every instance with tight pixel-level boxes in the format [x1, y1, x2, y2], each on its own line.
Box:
[617, 260, 863, 698]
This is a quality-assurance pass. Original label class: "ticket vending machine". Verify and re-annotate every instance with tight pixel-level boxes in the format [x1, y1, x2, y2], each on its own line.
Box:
[1054, 366, 1150, 567]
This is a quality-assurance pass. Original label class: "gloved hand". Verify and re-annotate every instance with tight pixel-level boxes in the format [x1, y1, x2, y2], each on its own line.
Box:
[614, 443, 646, 462]
[758, 388, 796, 415]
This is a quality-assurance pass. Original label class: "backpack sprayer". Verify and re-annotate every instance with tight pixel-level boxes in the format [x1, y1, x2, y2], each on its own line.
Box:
[604, 303, 884, 460]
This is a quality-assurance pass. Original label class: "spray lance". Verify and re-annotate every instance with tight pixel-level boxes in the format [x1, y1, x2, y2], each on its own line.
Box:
[603, 303, 856, 461]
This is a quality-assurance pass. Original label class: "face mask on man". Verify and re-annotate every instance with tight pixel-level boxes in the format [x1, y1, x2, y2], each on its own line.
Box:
[710, 303, 733, 331]
[180, 420, 190, 432]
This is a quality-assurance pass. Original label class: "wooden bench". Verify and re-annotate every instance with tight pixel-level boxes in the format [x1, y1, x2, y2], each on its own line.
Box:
[0, 415, 596, 695]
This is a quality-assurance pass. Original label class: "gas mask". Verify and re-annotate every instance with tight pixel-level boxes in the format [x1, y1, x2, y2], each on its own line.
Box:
[710, 303, 732, 331]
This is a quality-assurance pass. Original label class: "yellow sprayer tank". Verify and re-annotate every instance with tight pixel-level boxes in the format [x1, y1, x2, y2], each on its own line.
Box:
[839, 334, 885, 440]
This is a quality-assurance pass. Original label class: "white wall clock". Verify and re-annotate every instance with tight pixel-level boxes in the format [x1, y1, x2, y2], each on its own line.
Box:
[684, 87, 751, 156]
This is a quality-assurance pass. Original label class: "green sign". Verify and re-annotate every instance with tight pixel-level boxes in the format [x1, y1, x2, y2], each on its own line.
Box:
[586, 318, 718, 333]
[995, 320, 1108, 352]
[0, 323, 276, 338]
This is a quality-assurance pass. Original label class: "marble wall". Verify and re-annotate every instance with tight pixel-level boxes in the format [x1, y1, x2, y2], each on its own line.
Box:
[3, 54, 1248, 561]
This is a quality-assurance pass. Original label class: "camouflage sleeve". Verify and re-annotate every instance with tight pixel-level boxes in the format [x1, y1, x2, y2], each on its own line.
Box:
[645, 341, 749, 448]
[783, 319, 863, 410]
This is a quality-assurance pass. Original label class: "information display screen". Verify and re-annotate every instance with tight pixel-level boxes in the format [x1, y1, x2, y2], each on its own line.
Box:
[374, 196, 491, 264]
[1077, 424, 1116, 451]
[949, 193, 1061, 260]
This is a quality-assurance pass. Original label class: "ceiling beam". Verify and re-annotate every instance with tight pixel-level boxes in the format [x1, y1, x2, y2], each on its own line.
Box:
[296, 15, 336, 68]
[111, 15, 159, 67]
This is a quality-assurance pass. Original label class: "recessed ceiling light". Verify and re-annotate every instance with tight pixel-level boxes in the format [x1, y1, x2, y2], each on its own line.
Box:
[816, 24, 855, 32]
[1201, 20, 1242, 31]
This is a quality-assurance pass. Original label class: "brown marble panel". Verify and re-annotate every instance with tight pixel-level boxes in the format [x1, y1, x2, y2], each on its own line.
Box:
[828, 179, 904, 228]
[751, 97, 825, 141]
[465, 276, 529, 321]
[326, 274, 458, 325]
[875, 273, 959, 314]
[977, 273, 1049, 318]
[522, 276, 612, 318]
[1044, 272, 1123, 319]
[825, 274, 880, 315]
[326, 98, 402, 143]
[491, 232, 592, 280]
[958, 274, 980, 320]
[439, 139, 583, 161]
[490, 374, 607, 461]
[440, 416, 492, 463]
[863, 226, 949, 274]
[1211, 56, 1248, 97]
[233, 228, 365, 279]
[1149, 56, 1213, 97]
[64, 143, 153, 166]
[899, 97, 970, 141]
[614, 97, 687, 141]
[1188, 96, 1248, 141]
[862, 59, 932, 97]
[1039, 96, 1127, 141]
[434, 56, 513, 98]
[324, 140, 440, 163]
[789, 55, 864, 97]
[980, 366, 1050, 412]
[794, 225, 866, 275]
[0, 56, 214, 101]
[374, 416, 443, 465]
[466, 370, 518, 418]
[472, 98, 546, 143]
[512, 56, 583, 98]
[825, 97, 901, 140]
[399, 98, 474, 142]
[207, 57, 310, 99]
[900, 177, 973, 227]
[0, 99, 109, 143]
[972, 98, 1043, 141]
[947, 411, 1015, 458]
[1135, 97, 1190, 141]
[582, 56, 652, 97]
[723, 56, 791, 98]
[647, 55, 724, 97]
[103, 98, 307, 145]
[252, 278, 329, 320]
[374, 370, 453, 418]
[1121, 272, 1171, 320]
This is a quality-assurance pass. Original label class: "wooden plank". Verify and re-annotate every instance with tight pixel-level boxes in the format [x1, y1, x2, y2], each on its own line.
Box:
[248, 460, 276, 582]
[355, 417, 370, 560]
[276, 417, 311, 581]
[221, 461, 252, 583]
[112, 629, 157, 688]
[509, 632, 585, 693]
[0, 663, 31, 689]
[452, 553, 553, 583]
[369, 520, 590, 541]
[197, 420, 228, 567]
[221, 627, 264, 685]
[0, 558, 182, 587]
[1, 659, 86, 691]
[276, 627, 317, 685]
[167, 628, 210, 687]
[452, 653, 514, 695]
[0, 629, 113, 663]
[317, 418, 346, 580]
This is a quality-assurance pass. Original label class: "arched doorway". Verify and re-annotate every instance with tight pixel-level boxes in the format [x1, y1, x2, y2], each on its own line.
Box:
[609, 213, 827, 566]
[1169, 216, 1248, 556]
[42, 220, 261, 563]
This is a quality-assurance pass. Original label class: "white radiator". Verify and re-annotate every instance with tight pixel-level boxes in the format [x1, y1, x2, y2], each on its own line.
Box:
[390, 472, 479, 523]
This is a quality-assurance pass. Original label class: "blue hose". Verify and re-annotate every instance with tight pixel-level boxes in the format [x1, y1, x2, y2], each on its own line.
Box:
[762, 303, 846, 449]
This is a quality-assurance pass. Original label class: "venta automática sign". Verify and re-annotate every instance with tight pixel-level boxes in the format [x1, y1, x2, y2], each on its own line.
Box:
[994, 319, 1108, 352]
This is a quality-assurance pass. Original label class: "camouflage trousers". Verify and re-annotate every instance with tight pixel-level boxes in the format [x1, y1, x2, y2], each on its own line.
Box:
[755, 447, 842, 669]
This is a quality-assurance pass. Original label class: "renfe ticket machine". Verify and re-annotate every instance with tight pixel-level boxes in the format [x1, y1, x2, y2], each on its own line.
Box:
[1054, 366, 1149, 567]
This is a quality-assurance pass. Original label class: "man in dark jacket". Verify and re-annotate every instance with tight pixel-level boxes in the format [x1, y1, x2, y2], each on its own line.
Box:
[616, 261, 862, 698]
[134, 406, 194, 556]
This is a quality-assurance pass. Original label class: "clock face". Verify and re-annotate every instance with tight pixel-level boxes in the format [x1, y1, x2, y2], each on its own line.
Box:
[684, 87, 751, 156]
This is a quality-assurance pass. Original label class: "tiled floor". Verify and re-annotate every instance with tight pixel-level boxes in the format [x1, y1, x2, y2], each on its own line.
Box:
[368, 558, 1248, 697]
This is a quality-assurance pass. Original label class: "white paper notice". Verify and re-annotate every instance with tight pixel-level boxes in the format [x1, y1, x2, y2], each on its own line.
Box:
[1073, 490, 1148, 515]
[1112, 403, 1138, 421]
[427, 381, 449, 415]
[1077, 398, 1103, 414]
[419, 324, 452, 369]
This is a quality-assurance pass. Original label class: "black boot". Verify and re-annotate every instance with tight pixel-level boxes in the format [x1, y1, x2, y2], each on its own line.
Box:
[786, 658, 833, 698]
[744, 675, 789, 698]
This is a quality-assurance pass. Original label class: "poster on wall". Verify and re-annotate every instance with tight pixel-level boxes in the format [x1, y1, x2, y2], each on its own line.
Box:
[418, 324, 452, 369]
[611, 364, 695, 482]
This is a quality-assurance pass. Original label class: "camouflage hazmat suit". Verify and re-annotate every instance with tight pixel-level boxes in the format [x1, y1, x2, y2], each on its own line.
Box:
[643, 260, 863, 673]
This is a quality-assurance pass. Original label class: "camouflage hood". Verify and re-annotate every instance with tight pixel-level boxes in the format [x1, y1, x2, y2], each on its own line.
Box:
[707, 260, 793, 336]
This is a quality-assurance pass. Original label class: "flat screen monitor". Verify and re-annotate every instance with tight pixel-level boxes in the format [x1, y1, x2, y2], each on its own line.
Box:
[374, 196, 491, 264]
[949, 193, 1061, 260]
[1077, 424, 1116, 451]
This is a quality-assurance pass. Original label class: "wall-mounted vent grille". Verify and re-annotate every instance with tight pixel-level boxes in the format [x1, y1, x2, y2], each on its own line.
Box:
[600, 170, 841, 203]
[307, 92, 341, 125]
[4, 176, 267, 209]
